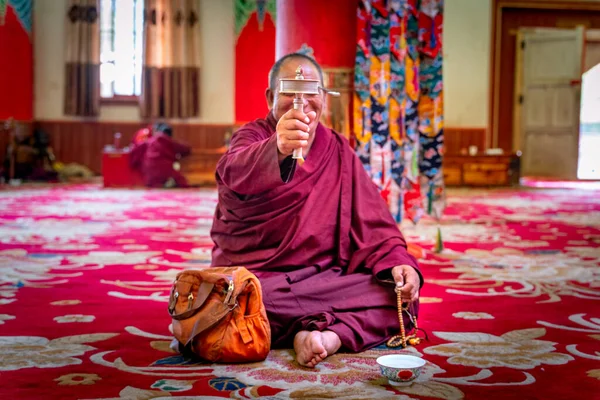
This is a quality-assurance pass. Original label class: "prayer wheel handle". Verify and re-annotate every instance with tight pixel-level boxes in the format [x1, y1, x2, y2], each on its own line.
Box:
[292, 66, 305, 163]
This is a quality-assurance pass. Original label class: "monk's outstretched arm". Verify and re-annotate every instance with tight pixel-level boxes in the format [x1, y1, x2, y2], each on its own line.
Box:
[346, 155, 423, 286]
[216, 128, 295, 195]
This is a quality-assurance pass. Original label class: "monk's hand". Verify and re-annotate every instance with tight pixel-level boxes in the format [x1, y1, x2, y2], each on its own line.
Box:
[276, 109, 317, 156]
[391, 265, 420, 303]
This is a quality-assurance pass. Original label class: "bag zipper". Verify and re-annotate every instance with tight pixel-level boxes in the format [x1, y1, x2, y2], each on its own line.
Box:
[223, 279, 234, 305]
[187, 293, 194, 311]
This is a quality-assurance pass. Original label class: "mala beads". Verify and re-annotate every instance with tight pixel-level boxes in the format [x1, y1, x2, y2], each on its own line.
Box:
[386, 286, 424, 348]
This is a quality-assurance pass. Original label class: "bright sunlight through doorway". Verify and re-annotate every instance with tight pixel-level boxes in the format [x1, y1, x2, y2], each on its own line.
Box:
[579, 63, 600, 180]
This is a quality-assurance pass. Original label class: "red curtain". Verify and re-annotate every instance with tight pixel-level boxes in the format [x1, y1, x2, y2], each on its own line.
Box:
[0, 4, 33, 121]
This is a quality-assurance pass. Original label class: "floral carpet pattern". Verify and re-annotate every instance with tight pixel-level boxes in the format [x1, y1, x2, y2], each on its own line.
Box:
[0, 184, 599, 399]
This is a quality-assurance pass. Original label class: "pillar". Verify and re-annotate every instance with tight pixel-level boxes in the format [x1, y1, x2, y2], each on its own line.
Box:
[275, 0, 358, 138]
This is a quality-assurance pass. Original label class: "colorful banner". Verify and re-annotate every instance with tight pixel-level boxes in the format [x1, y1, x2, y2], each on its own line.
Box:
[354, 0, 445, 223]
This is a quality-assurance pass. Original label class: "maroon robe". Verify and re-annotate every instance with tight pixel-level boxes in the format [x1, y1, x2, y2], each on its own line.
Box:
[129, 133, 191, 188]
[210, 113, 422, 352]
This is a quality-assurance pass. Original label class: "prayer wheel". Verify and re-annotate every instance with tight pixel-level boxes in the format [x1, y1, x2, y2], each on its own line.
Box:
[275, 0, 358, 138]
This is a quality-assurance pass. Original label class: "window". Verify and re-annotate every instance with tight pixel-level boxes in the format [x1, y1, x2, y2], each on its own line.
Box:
[100, 0, 144, 101]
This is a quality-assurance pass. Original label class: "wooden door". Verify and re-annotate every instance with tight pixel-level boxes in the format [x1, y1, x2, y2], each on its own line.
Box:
[515, 27, 584, 179]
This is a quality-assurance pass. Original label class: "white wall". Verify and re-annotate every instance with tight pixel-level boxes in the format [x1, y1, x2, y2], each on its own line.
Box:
[34, 0, 235, 124]
[443, 0, 492, 128]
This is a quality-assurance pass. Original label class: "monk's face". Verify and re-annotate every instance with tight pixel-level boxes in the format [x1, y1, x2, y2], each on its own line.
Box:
[267, 59, 324, 135]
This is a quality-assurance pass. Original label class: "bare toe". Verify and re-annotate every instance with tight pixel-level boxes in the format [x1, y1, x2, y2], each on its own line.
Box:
[309, 331, 327, 359]
[294, 330, 342, 367]
[294, 331, 328, 367]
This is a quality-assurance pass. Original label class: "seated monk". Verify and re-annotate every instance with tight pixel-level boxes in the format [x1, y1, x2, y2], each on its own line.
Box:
[210, 53, 423, 368]
[130, 122, 191, 188]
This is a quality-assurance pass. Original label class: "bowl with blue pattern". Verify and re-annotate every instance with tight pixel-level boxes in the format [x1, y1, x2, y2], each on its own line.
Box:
[376, 354, 426, 386]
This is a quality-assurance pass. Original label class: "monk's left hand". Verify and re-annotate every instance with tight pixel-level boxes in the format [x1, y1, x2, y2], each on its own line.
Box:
[391, 265, 420, 303]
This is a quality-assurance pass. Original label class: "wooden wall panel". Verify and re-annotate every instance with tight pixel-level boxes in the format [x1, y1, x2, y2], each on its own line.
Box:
[33, 121, 232, 174]
[2, 120, 484, 180]
[444, 127, 487, 155]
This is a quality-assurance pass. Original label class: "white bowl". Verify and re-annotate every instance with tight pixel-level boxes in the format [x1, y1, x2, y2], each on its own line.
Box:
[376, 354, 426, 386]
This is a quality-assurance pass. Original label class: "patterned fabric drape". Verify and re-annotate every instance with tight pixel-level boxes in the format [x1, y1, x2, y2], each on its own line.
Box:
[141, 0, 200, 119]
[64, 0, 100, 117]
[353, 0, 445, 223]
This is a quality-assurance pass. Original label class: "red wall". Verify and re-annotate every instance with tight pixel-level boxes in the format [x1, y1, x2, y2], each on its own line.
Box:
[0, 6, 33, 121]
[235, 12, 276, 125]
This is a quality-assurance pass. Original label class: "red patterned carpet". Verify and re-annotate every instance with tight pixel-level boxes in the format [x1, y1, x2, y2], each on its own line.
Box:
[0, 184, 599, 399]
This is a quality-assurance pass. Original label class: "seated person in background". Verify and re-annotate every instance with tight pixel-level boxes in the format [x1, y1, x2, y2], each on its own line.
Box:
[2, 122, 57, 182]
[130, 122, 191, 188]
[3, 121, 35, 181]
[210, 53, 423, 368]
[29, 128, 59, 181]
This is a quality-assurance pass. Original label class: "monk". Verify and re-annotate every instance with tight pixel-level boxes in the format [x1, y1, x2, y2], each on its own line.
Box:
[210, 53, 423, 368]
[129, 122, 191, 188]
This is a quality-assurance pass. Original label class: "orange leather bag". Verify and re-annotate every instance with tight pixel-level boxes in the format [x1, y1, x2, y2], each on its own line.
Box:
[168, 267, 271, 363]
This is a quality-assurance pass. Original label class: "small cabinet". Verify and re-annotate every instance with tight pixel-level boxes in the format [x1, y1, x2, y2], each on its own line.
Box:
[443, 155, 520, 186]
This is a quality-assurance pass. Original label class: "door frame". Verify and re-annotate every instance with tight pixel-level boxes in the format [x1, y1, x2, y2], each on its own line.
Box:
[512, 29, 524, 153]
[489, 0, 600, 150]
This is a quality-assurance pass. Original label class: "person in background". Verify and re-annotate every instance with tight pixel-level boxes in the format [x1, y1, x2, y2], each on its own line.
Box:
[133, 124, 152, 145]
[2, 121, 58, 182]
[130, 122, 191, 188]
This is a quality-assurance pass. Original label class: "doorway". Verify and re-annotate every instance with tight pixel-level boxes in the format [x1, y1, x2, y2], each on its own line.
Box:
[490, 1, 600, 154]
[578, 36, 600, 179]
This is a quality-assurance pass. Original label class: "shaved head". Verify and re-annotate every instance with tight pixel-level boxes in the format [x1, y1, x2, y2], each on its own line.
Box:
[268, 53, 324, 92]
[265, 53, 325, 138]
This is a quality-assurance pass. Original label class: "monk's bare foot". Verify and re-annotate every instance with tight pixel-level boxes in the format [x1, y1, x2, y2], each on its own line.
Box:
[293, 330, 342, 368]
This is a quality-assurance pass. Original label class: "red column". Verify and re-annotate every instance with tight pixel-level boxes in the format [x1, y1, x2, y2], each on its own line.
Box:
[275, 0, 357, 69]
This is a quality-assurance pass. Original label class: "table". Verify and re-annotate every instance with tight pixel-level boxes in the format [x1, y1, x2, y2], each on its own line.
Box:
[101, 147, 144, 188]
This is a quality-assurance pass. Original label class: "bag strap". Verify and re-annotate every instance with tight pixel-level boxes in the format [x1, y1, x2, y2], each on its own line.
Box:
[189, 301, 235, 342]
[234, 307, 253, 344]
[187, 279, 248, 344]
[170, 281, 215, 321]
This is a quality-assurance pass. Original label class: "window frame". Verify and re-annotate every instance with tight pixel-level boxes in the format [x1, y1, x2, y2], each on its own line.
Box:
[99, 0, 144, 104]
[100, 94, 139, 105]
